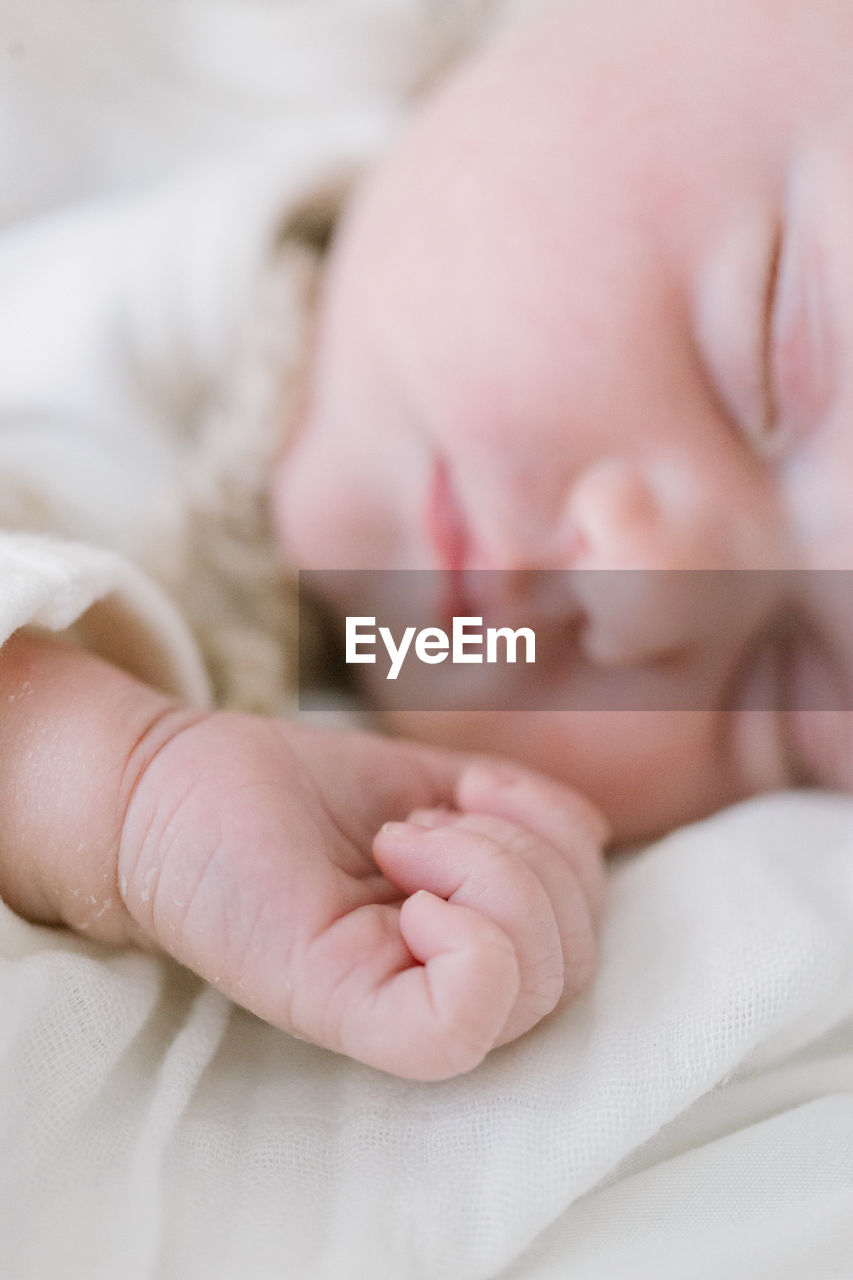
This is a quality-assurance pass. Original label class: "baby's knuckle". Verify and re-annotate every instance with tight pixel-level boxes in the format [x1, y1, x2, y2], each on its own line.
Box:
[483, 821, 544, 869]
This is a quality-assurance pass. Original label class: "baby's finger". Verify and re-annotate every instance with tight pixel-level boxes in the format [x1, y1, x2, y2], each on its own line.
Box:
[414, 805, 598, 1011]
[291, 896, 519, 1080]
[455, 762, 609, 923]
[373, 817, 569, 1042]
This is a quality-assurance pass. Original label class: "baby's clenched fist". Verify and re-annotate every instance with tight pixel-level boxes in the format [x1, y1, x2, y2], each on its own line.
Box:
[118, 714, 607, 1079]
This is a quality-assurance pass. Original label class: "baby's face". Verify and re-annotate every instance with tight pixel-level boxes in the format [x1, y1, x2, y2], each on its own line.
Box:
[272, 0, 853, 838]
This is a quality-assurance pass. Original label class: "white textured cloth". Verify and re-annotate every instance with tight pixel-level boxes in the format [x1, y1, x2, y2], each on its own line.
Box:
[0, 531, 211, 702]
[2, 791, 853, 1278]
[2, 3, 853, 1278]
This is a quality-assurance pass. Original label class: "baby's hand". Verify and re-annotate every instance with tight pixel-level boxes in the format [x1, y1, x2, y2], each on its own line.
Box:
[0, 633, 607, 1081]
[118, 716, 607, 1079]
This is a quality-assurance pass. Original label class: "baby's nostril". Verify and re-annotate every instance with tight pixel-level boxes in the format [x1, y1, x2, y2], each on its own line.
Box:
[569, 568, 721, 670]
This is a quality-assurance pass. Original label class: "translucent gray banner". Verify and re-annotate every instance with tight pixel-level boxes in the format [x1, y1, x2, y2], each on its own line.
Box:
[297, 569, 853, 712]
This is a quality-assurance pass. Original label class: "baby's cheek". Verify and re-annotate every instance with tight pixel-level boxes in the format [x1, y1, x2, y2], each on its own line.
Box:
[268, 445, 327, 567]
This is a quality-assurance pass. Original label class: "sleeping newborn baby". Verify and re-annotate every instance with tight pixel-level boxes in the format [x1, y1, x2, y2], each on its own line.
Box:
[1, 0, 851, 1080]
[276, 0, 853, 834]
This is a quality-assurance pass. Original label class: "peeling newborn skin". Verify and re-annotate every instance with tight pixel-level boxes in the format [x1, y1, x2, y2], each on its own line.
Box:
[0, 631, 607, 1080]
[272, 0, 853, 839]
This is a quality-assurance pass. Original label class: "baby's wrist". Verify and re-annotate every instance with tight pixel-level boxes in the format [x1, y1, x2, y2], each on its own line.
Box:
[0, 630, 193, 943]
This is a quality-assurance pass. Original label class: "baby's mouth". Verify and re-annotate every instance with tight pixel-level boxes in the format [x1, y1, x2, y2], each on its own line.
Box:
[424, 456, 475, 621]
[424, 457, 578, 629]
[425, 457, 468, 568]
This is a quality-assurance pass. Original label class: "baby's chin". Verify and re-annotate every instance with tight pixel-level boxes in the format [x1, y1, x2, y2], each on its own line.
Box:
[379, 706, 750, 844]
[782, 711, 853, 792]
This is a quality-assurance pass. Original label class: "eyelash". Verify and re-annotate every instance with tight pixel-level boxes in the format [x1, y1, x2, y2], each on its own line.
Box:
[757, 222, 784, 450]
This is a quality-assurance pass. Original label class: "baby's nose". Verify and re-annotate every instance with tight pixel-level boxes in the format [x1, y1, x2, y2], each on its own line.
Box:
[564, 456, 759, 570]
[559, 457, 779, 665]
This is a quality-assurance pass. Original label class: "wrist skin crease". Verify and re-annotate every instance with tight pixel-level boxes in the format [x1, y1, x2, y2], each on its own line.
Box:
[0, 630, 206, 946]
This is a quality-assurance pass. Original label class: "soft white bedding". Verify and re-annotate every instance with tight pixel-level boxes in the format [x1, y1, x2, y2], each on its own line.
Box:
[2, 792, 853, 1278]
[1, 3, 852, 1277]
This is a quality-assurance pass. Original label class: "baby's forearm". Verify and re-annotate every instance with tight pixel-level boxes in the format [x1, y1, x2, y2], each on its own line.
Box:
[0, 630, 201, 943]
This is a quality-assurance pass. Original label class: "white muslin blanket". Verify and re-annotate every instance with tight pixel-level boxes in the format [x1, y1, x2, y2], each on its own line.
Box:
[1, 791, 852, 1279]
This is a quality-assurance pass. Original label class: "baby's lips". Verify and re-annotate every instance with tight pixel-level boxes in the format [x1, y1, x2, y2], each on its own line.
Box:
[458, 760, 611, 846]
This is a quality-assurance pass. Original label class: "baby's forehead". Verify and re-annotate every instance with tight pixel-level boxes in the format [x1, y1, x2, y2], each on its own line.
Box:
[398, 0, 846, 165]
[349, 0, 853, 305]
[325, 0, 853, 438]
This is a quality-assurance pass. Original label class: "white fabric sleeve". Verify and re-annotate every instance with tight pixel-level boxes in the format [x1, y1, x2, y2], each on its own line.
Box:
[0, 530, 211, 704]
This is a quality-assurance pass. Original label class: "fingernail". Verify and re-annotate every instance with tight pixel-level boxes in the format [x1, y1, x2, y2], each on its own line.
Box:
[406, 807, 456, 828]
[379, 821, 432, 839]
